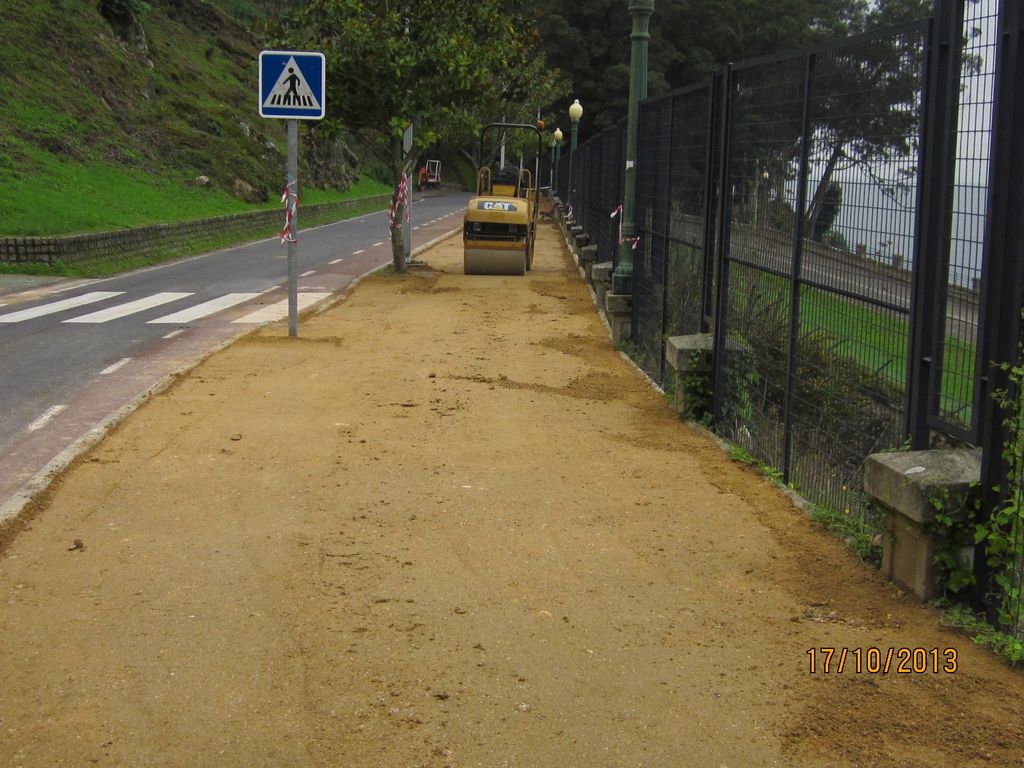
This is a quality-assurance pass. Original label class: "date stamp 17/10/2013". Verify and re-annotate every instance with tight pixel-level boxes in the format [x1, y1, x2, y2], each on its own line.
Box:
[807, 646, 958, 674]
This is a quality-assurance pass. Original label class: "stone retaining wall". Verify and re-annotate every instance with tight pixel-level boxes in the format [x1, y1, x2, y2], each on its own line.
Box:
[0, 195, 392, 268]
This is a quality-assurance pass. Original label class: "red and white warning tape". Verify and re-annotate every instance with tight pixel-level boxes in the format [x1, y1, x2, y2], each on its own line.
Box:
[388, 173, 411, 230]
[610, 205, 640, 251]
[278, 180, 299, 246]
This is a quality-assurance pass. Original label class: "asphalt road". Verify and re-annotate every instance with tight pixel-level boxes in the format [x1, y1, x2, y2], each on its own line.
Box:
[0, 191, 468, 515]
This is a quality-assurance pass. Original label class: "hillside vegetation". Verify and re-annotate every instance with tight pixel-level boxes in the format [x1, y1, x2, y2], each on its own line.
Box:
[0, 0, 378, 236]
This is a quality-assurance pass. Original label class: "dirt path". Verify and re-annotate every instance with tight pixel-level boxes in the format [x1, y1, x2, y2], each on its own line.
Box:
[1, 224, 1022, 767]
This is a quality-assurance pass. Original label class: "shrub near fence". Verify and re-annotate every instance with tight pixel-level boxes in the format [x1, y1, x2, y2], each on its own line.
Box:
[0, 195, 392, 269]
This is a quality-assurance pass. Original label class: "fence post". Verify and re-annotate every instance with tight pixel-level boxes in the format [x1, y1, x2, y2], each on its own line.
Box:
[907, 0, 964, 448]
[975, 0, 1024, 611]
[711, 66, 735, 426]
[780, 53, 817, 485]
[657, 96, 676, 383]
[700, 74, 721, 333]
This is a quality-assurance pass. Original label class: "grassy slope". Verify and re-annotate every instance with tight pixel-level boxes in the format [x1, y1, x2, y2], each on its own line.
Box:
[0, 151, 390, 236]
[0, 0, 382, 237]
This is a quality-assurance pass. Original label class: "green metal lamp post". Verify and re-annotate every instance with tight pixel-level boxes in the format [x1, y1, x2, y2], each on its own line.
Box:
[550, 135, 556, 193]
[612, 0, 655, 295]
[552, 127, 563, 196]
[567, 99, 583, 207]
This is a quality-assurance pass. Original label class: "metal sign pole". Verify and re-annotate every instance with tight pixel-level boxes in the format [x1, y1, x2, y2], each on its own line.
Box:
[259, 50, 323, 335]
[287, 119, 298, 338]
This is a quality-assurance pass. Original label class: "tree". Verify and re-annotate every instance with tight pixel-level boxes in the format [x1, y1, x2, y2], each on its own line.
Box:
[812, 182, 842, 241]
[526, 0, 878, 141]
[801, 0, 931, 235]
[280, 0, 565, 272]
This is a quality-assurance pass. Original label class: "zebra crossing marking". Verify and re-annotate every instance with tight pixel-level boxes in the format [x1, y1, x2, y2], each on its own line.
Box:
[0, 292, 123, 323]
[147, 293, 261, 325]
[64, 293, 193, 324]
[231, 293, 331, 324]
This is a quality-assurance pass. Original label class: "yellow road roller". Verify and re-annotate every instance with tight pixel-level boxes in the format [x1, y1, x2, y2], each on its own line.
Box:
[463, 123, 542, 276]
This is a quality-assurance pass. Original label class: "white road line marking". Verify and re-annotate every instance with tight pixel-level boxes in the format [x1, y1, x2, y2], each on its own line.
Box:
[147, 293, 260, 324]
[163, 329, 186, 339]
[27, 405, 67, 432]
[300, 270, 316, 277]
[328, 258, 344, 265]
[352, 249, 365, 255]
[0, 291, 123, 323]
[231, 292, 332, 324]
[413, 226, 421, 230]
[373, 241, 383, 247]
[100, 357, 132, 375]
[64, 292, 193, 324]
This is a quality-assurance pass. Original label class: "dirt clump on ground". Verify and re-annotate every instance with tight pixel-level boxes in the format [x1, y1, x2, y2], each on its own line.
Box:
[0, 225, 1022, 767]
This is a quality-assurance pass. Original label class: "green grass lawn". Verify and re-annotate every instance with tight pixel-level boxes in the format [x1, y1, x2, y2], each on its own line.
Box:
[726, 267, 978, 428]
[0, 145, 391, 236]
[800, 285, 977, 427]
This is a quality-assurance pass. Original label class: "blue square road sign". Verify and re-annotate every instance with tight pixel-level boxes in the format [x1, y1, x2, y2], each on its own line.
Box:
[259, 50, 326, 120]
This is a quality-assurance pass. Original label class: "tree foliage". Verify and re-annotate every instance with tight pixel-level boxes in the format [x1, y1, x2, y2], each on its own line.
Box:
[278, 0, 567, 271]
[526, 0, 932, 141]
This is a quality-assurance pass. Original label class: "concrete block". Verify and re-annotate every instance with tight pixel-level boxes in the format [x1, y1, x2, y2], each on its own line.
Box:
[883, 510, 942, 602]
[609, 316, 631, 345]
[591, 261, 613, 283]
[864, 449, 981, 525]
[580, 245, 599, 279]
[603, 292, 632, 346]
[665, 334, 714, 375]
[864, 448, 981, 601]
[591, 261, 613, 308]
[604, 292, 631, 314]
[664, 334, 749, 374]
[574, 232, 590, 249]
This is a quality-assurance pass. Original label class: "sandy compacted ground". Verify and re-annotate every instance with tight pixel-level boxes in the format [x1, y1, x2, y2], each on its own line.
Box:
[1, 225, 1023, 767]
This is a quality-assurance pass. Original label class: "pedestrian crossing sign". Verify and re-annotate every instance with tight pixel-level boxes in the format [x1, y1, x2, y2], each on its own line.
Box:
[259, 50, 326, 120]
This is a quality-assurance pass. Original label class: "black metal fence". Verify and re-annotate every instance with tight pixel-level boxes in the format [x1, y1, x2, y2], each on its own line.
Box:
[560, 124, 626, 273]
[716, 21, 930, 520]
[563, 0, 1024, 630]
[977, 0, 1024, 636]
